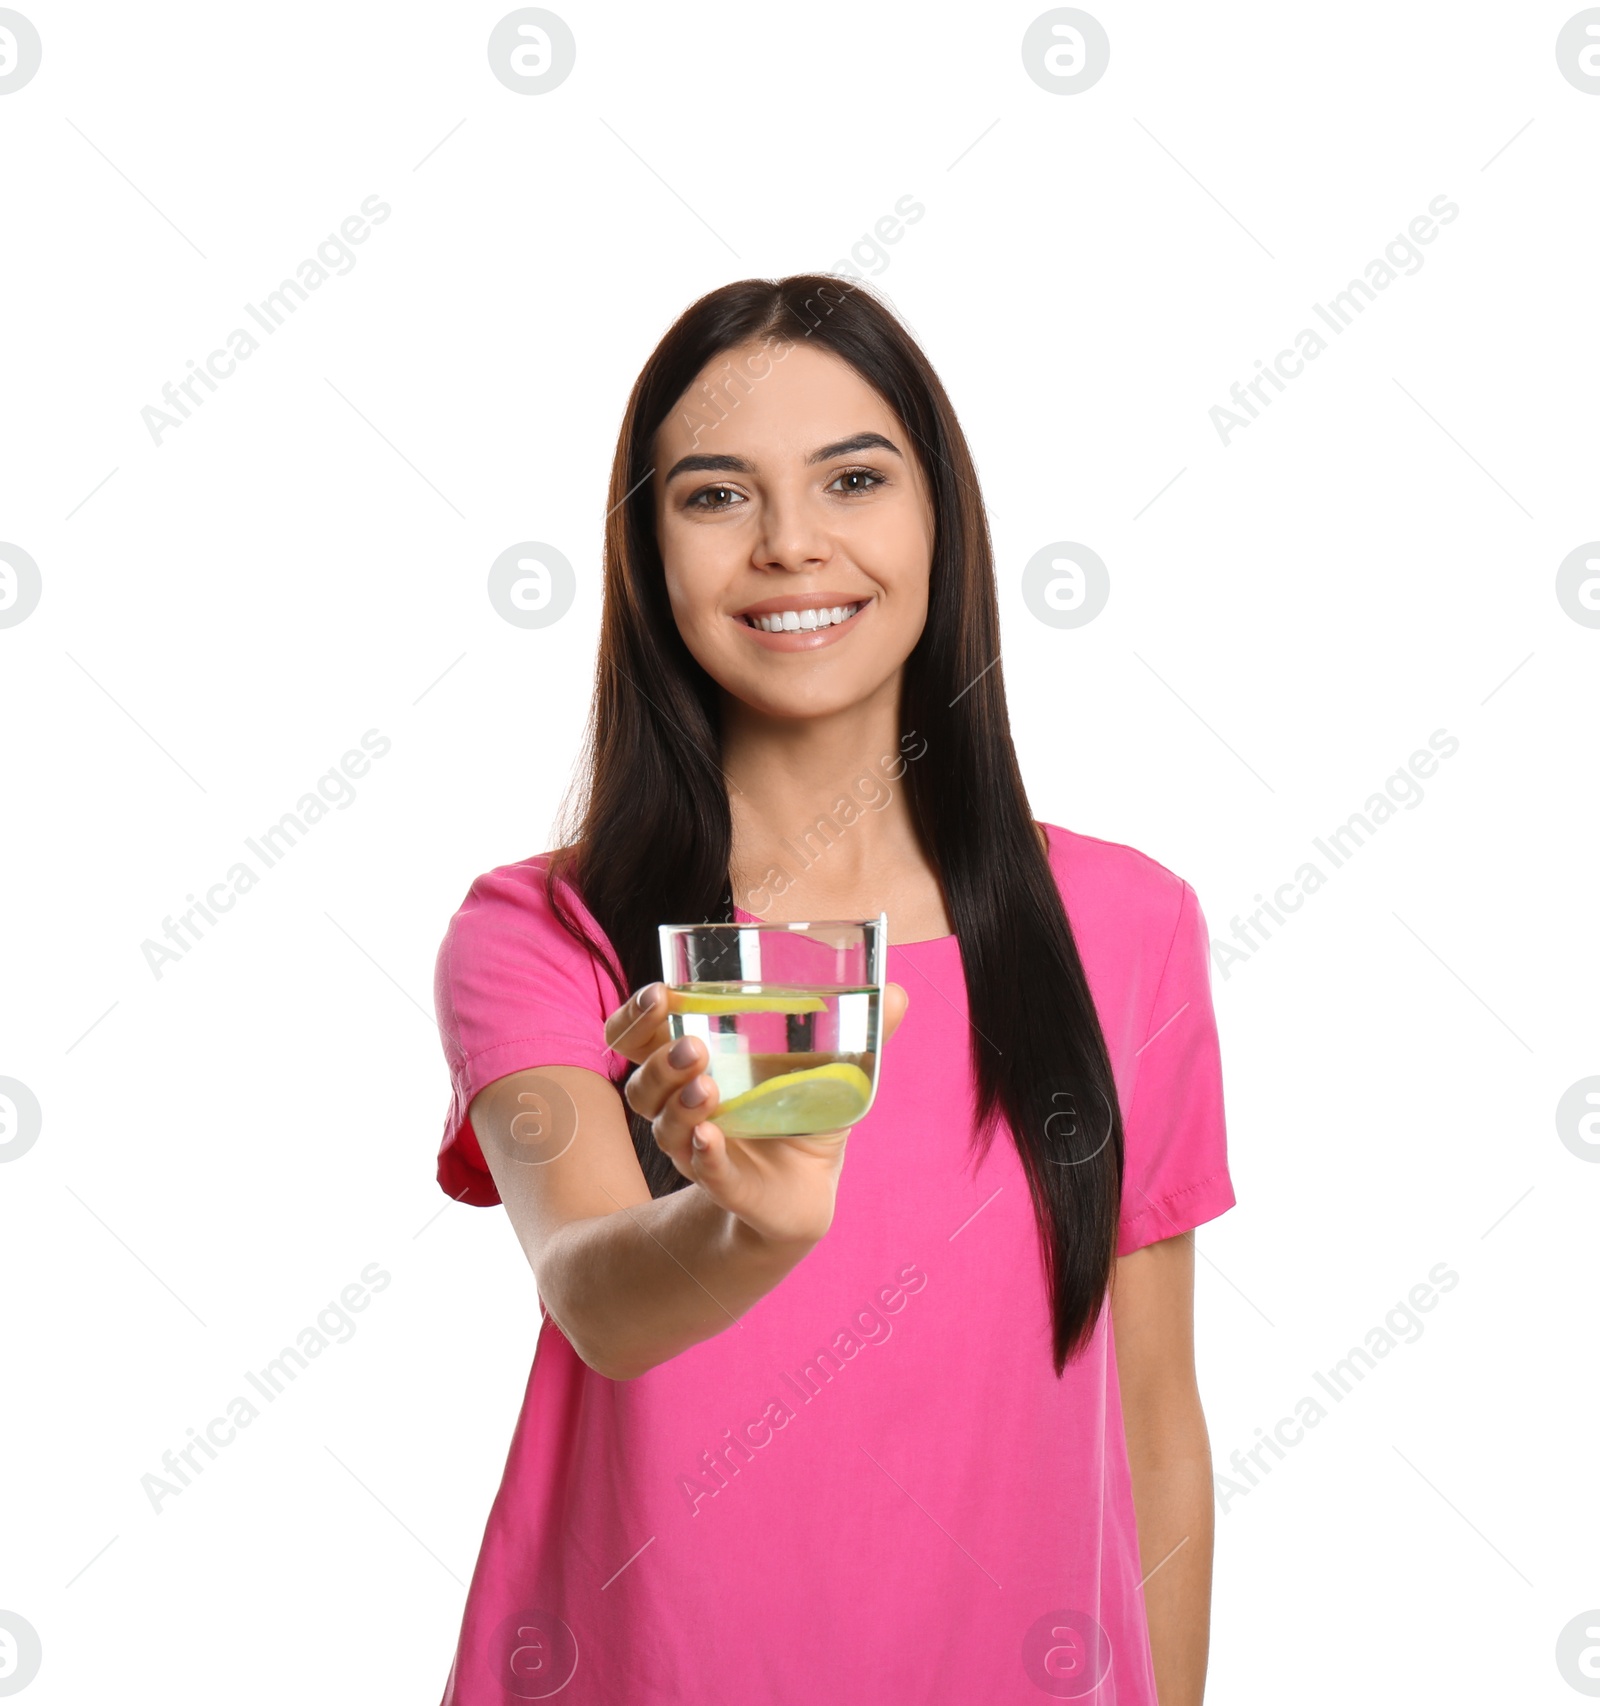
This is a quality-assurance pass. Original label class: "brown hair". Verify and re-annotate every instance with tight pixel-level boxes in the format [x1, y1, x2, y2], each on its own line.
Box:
[548, 275, 1124, 1374]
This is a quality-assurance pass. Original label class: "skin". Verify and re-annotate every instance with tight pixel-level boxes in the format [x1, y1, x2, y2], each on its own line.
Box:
[1111, 1232, 1215, 1706]
[653, 337, 950, 939]
[469, 336, 1213, 1702]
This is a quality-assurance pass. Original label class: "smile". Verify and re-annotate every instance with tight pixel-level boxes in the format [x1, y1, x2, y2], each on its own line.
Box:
[732, 596, 872, 652]
[737, 600, 865, 633]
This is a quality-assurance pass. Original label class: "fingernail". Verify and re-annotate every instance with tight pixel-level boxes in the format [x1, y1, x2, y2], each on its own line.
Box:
[691, 1126, 708, 1151]
[680, 1076, 708, 1108]
[636, 983, 660, 1011]
[668, 1037, 697, 1069]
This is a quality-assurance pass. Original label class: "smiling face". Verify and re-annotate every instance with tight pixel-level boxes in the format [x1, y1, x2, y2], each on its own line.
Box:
[651, 339, 936, 722]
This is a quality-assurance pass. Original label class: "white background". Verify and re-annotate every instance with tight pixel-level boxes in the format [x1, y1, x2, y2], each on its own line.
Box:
[2, 2, 1597, 1700]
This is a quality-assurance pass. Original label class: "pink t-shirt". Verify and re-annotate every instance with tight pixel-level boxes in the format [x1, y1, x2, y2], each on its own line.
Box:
[431, 821, 1235, 1704]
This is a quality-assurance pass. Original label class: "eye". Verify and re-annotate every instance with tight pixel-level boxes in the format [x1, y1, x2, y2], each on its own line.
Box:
[827, 466, 888, 497]
[684, 484, 746, 512]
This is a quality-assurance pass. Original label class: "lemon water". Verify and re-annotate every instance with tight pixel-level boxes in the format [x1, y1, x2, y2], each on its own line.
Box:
[668, 982, 881, 1137]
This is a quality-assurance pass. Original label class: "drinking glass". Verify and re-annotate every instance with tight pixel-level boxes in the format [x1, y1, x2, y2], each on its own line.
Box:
[657, 914, 887, 1138]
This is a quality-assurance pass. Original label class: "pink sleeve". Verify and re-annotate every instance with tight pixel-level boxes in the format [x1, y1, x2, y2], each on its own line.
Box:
[1116, 880, 1236, 1255]
[433, 861, 628, 1207]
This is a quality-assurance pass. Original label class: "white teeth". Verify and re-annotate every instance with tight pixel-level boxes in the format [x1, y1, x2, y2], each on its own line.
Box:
[745, 601, 862, 633]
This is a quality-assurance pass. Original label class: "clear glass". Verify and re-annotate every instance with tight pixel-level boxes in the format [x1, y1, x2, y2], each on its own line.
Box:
[657, 914, 887, 1138]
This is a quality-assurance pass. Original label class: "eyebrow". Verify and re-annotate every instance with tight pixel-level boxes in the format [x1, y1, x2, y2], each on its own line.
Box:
[661, 431, 903, 486]
[805, 433, 907, 467]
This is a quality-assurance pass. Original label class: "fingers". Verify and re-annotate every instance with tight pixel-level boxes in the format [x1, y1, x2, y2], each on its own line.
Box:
[676, 1116, 729, 1184]
[880, 981, 909, 1044]
[604, 982, 670, 1064]
[621, 1026, 715, 1125]
[649, 1052, 724, 1177]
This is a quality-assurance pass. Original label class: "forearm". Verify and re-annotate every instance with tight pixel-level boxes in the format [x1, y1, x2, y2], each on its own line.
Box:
[1128, 1440, 1215, 1706]
[538, 1185, 818, 1379]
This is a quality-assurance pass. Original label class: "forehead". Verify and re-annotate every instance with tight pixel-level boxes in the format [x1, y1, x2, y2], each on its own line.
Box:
[652, 340, 901, 469]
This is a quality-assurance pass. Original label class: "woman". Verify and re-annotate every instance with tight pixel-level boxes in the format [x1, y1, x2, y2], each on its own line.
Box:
[432, 274, 1236, 1704]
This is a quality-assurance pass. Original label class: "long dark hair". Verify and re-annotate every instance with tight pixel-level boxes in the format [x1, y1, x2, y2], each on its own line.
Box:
[546, 275, 1124, 1374]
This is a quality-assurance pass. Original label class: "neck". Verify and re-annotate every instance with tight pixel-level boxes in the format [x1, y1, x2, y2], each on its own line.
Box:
[718, 676, 930, 923]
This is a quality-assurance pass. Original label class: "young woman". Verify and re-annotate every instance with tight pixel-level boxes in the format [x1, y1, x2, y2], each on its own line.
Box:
[432, 275, 1236, 1704]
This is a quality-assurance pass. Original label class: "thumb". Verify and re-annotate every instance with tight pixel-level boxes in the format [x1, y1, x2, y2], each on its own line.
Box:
[880, 981, 909, 1043]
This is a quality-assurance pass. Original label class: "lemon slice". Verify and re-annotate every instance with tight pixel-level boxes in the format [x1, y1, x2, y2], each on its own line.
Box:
[672, 989, 827, 1015]
[714, 1062, 873, 1137]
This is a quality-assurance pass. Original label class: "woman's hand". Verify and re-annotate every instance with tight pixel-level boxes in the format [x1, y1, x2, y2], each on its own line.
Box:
[603, 981, 909, 1246]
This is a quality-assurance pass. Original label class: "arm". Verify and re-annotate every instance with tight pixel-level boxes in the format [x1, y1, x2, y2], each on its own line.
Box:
[470, 1059, 819, 1380]
[469, 980, 908, 1381]
[1110, 1230, 1215, 1706]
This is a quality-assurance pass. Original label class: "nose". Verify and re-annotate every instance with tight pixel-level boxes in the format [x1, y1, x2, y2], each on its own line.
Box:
[751, 484, 833, 575]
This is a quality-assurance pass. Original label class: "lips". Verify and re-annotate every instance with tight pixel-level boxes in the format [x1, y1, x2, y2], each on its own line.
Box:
[738, 600, 865, 634]
[732, 594, 872, 648]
